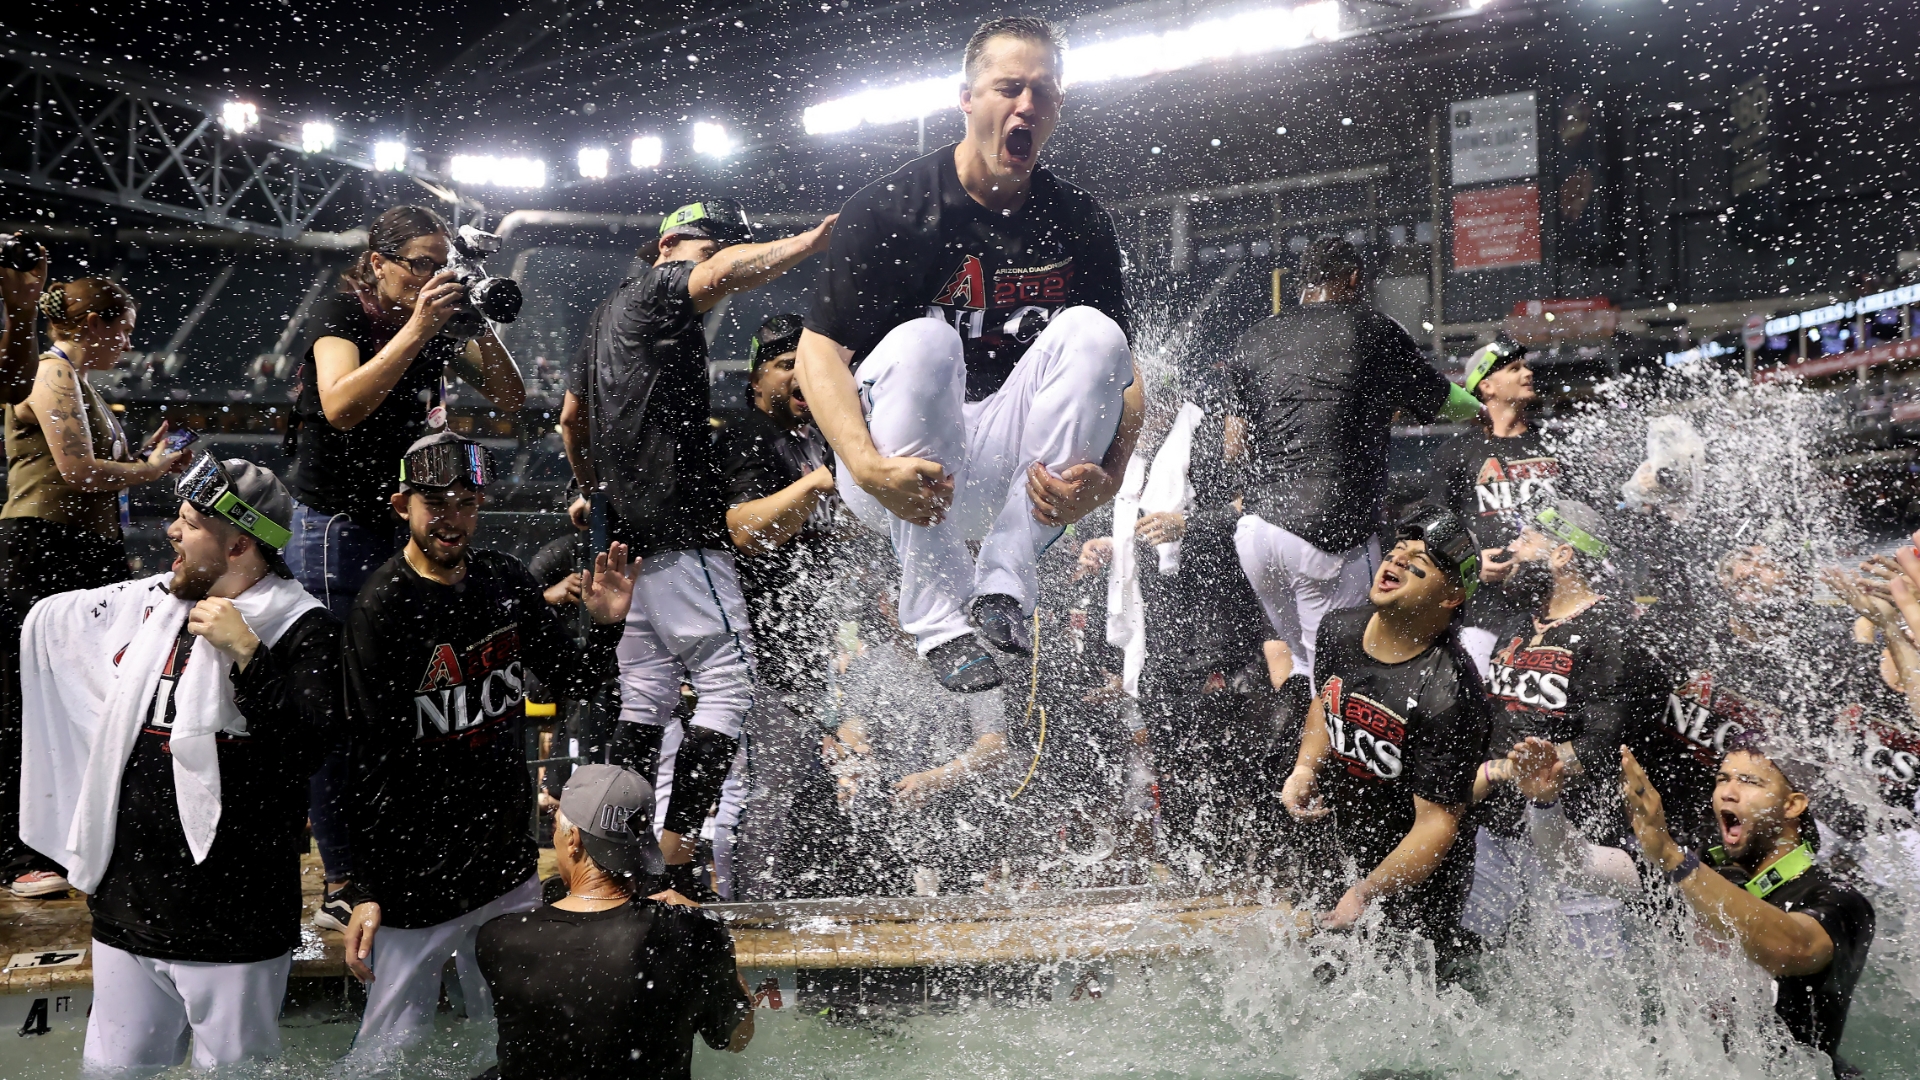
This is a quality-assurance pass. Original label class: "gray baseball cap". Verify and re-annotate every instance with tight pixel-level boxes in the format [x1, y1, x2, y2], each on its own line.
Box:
[559, 765, 665, 877]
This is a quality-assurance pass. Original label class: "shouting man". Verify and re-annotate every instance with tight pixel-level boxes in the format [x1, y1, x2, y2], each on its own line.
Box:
[797, 15, 1143, 692]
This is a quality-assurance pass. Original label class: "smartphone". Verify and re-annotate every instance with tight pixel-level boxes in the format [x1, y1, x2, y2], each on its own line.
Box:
[163, 427, 200, 454]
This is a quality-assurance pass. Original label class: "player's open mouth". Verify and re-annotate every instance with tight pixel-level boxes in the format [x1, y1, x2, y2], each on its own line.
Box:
[791, 386, 808, 408]
[1005, 125, 1034, 163]
[1377, 565, 1405, 591]
[432, 529, 466, 547]
[1719, 809, 1747, 848]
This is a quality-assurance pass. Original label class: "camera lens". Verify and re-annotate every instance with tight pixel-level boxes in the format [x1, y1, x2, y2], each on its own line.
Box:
[0, 234, 41, 272]
[469, 276, 522, 323]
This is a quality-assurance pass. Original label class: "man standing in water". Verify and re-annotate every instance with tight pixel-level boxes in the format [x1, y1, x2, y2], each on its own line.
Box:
[1430, 339, 1567, 674]
[1228, 238, 1483, 709]
[796, 15, 1143, 692]
[1281, 503, 1491, 955]
[341, 432, 636, 1061]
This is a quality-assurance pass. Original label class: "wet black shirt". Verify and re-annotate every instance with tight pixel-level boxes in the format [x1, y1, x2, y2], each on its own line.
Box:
[1481, 597, 1666, 845]
[477, 900, 750, 1080]
[805, 144, 1132, 402]
[344, 550, 620, 929]
[573, 263, 729, 558]
[1708, 859, 1873, 1070]
[1311, 606, 1491, 938]
[714, 407, 839, 700]
[290, 291, 462, 535]
[1429, 425, 1567, 631]
[89, 609, 342, 963]
[1225, 305, 1451, 553]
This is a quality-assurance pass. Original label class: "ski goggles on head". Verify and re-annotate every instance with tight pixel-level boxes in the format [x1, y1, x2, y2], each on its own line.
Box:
[176, 453, 292, 550]
[659, 198, 754, 246]
[1531, 506, 1610, 560]
[1394, 504, 1481, 600]
[399, 439, 494, 491]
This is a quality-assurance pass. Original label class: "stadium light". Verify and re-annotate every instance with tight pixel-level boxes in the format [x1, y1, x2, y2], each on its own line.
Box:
[221, 101, 260, 134]
[802, 0, 1341, 136]
[631, 135, 664, 169]
[692, 122, 733, 158]
[577, 146, 610, 179]
[450, 154, 547, 188]
[301, 122, 336, 154]
[373, 141, 409, 172]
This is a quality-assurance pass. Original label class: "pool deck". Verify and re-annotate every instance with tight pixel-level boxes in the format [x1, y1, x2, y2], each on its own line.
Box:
[0, 852, 1281, 994]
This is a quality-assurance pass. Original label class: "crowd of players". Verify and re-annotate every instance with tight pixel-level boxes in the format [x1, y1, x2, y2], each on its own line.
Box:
[0, 12, 1910, 1080]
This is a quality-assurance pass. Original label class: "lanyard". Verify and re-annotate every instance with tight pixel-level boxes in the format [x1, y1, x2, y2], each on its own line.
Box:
[1744, 842, 1815, 899]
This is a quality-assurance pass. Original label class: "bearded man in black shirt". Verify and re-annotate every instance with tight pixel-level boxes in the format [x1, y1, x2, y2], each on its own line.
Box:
[340, 432, 637, 1063]
[796, 15, 1144, 693]
[1280, 503, 1491, 948]
[18, 459, 336, 1071]
[1460, 500, 1668, 949]
[564, 199, 834, 902]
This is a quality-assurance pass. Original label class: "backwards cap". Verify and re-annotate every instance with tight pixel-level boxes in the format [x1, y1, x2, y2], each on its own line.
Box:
[659, 198, 754, 247]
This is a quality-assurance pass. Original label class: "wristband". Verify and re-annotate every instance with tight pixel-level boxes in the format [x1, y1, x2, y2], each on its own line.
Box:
[1665, 848, 1701, 886]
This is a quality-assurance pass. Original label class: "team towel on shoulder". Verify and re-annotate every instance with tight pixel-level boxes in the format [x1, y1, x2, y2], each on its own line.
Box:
[1106, 401, 1203, 697]
[18, 573, 323, 892]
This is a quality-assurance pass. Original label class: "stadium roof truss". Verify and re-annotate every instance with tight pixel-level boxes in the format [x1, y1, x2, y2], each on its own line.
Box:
[0, 50, 365, 239]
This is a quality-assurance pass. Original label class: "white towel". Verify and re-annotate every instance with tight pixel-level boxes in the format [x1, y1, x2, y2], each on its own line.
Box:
[1106, 401, 1204, 698]
[19, 572, 323, 893]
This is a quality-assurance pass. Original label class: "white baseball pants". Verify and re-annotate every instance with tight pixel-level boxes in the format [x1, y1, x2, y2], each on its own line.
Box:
[840, 308, 1133, 652]
[1234, 514, 1379, 689]
[346, 875, 541, 1064]
[83, 939, 290, 1073]
[617, 548, 756, 738]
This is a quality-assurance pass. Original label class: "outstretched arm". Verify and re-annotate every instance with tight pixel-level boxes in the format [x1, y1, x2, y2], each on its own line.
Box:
[687, 216, 837, 313]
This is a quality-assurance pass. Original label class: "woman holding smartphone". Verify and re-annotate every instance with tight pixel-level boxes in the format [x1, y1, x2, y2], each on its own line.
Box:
[284, 205, 524, 927]
[0, 277, 187, 898]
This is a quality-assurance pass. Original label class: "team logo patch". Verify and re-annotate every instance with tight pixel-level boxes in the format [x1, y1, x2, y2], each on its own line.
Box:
[417, 643, 464, 692]
[1322, 675, 1406, 781]
[1488, 639, 1573, 711]
[1474, 455, 1561, 516]
[932, 256, 986, 309]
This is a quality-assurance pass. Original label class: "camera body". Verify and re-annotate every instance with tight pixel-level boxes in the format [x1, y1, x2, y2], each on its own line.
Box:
[443, 225, 523, 340]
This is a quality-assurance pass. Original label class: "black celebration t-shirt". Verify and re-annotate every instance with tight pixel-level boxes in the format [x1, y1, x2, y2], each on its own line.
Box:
[1311, 606, 1491, 939]
[1429, 425, 1568, 630]
[477, 900, 751, 1080]
[1705, 859, 1873, 1070]
[290, 291, 463, 535]
[805, 144, 1132, 402]
[1481, 597, 1668, 845]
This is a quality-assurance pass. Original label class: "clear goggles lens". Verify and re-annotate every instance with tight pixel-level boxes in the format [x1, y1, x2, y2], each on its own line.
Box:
[176, 452, 229, 512]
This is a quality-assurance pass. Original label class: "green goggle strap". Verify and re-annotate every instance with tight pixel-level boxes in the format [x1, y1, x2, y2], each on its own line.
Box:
[1534, 507, 1610, 560]
[1744, 842, 1816, 899]
[660, 202, 707, 235]
[211, 490, 292, 550]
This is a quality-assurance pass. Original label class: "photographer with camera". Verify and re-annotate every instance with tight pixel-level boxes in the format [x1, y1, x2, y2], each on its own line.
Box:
[1, 278, 190, 897]
[285, 204, 525, 927]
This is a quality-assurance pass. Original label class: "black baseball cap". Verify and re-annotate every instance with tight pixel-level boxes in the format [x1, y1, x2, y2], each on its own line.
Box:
[559, 765, 665, 877]
[1464, 337, 1527, 396]
[748, 313, 805, 372]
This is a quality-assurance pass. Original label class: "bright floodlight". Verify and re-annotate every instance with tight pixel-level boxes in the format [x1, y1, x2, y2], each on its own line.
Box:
[301, 122, 336, 154]
[631, 136, 664, 169]
[803, 76, 958, 135]
[577, 146, 610, 179]
[692, 122, 733, 158]
[450, 154, 547, 188]
[221, 101, 260, 134]
[1066, 1, 1342, 86]
[800, 0, 1341, 135]
[373, 141, 408, 172]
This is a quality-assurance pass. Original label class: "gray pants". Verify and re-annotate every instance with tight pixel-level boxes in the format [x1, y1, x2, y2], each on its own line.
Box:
[718, 696, 818, 900]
